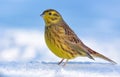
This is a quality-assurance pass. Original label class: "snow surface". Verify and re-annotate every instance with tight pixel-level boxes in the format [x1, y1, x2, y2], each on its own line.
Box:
[0, 61, 120, 77]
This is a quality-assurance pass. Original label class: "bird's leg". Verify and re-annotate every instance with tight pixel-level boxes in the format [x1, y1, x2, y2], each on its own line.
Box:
[63, 59, 69, 66]
[58, 59, 64, 65]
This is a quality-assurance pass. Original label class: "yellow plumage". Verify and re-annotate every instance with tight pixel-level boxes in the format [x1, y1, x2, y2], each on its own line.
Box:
[41, 9, 116, 66]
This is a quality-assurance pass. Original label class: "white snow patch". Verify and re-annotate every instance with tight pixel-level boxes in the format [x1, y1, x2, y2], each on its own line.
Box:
[0, 62, 120, 77]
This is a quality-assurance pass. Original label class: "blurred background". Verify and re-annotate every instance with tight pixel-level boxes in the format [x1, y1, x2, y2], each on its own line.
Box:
[0, 0, 120, 64]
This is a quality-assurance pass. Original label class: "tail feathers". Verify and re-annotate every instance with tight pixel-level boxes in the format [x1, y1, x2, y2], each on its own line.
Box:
[87, 47, 117, 64]
[92, 51, 117, 64]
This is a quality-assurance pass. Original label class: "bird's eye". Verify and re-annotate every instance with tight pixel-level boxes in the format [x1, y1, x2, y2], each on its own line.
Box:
[49, 12, 52, 15]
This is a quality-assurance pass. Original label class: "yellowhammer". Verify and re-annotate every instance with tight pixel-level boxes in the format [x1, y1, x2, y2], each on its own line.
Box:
[41, 9, 116, 66]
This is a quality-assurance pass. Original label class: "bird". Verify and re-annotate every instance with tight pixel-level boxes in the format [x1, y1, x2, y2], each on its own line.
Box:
[40, 9, 117, 66]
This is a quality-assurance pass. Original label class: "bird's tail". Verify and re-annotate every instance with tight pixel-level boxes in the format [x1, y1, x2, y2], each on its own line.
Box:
[86, 46, 117, 64]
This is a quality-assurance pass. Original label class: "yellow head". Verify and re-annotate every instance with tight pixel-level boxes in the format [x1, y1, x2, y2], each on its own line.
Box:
[41, 9, 63, 26]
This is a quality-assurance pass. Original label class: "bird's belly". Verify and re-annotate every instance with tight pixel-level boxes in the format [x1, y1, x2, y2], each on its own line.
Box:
[45, 36, 78, 59]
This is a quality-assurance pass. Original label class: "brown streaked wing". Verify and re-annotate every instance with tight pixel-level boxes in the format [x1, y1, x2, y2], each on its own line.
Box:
[61, 23, 94, 60]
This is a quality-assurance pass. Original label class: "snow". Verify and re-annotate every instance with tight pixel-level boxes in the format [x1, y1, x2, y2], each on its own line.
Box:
[0, 61, 120, 77]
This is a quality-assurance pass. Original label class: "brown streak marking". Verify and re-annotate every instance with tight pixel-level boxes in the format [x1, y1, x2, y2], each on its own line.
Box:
[60, 44, 75, 58]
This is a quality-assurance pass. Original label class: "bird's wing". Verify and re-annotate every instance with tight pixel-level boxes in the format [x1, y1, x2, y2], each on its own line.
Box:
[62, 24, 94, 60]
